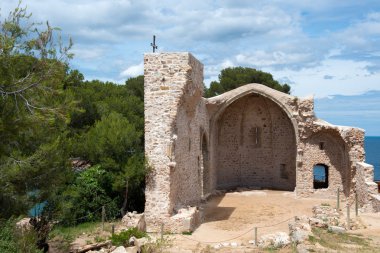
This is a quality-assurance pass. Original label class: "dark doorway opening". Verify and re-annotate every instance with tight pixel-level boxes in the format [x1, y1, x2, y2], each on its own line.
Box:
[313, 164, 329, 189]
[201, 134, 210, 196]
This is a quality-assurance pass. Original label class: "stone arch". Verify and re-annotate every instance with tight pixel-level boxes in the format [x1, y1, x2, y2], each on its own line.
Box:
[209, 86, 299, 144]
[303, 130, 350, 196]
[209, 86, 298, 191]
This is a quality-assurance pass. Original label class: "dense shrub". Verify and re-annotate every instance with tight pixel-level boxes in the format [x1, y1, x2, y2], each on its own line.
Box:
[57, 166, 120, 225]
[0, 218, 42, 253]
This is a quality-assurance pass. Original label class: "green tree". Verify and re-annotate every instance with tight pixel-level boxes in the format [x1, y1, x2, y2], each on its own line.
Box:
[204, 67, 291, 97]
[0, 1, 75, 219]
[125, 75, 144, 101]
[0, 2, 73, 108]
[76, 112, 145, 213]
[0, 2, 148, 229]
[56, 165, 119, 225]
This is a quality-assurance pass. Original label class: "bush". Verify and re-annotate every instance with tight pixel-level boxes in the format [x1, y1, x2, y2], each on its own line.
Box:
[0, 218, 42, 253]
[57, 165, 119, 225]
[110, 227, 147, 247]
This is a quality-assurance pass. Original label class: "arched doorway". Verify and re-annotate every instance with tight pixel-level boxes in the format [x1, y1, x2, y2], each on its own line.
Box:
[214, 93, 297, 191]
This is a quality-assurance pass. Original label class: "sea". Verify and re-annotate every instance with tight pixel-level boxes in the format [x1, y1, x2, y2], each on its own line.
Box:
[365, 136, 380, 181]
[313, 136, 380, 181]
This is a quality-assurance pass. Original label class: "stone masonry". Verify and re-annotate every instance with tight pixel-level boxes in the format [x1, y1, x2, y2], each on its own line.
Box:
[144, 52, 378, 233]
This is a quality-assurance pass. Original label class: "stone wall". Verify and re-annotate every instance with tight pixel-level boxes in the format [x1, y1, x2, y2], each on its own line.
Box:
[300, 130, 350, 197]
[144, 53, 206, 232]
[215, 94, 296, 190]
[355, 162, 380, 212]
[296, 121, 365, 199]
[171, 98, 209, 208]
[143, 52, 375, 232]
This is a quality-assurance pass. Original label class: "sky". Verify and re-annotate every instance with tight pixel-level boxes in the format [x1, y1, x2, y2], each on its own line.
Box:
[1, 0, 380, 135]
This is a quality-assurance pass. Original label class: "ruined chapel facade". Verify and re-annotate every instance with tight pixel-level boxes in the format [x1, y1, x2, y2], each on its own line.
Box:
[144, 52, 380, 232]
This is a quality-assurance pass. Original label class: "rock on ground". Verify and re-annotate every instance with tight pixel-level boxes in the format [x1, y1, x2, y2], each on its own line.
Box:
[258, 231, 290, 248]
[309, 217, 327, 228]
[328, 225, 346, 234]
[16, 218, 32, 231]
[121, 212, 146, 232]
[112, 246, 127, 253]
[289, 216, 312, 244]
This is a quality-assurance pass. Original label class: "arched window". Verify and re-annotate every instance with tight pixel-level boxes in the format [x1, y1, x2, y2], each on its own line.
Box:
[313, 164, 329, 189]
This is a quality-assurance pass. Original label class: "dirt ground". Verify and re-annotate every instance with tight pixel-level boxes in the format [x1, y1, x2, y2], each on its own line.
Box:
[54, 189, 380, 253]
[168, 190, 337, 251]
[350, 212, 380, 247]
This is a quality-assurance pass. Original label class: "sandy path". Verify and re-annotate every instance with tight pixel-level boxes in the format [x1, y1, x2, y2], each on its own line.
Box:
[169, 190, 335, 251]
[348, 212, 380, 248]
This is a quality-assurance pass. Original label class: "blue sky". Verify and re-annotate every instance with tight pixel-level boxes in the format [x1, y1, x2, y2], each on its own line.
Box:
[1, 0, 380, 135]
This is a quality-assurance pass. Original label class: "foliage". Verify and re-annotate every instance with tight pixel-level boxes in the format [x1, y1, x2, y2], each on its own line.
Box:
[0, 1, 146, 223]
[66, 77, 146, 214]
[54, 165, 119, 225]
[0, 218, 42, 253]
[204, 67, 291, 97]
[124, 75, 144, 100]
[109, 227, 147, 247]
[78, 112, 141, 168]
[0, 0, 73, 112]
[0, 2, 148, 249]
[0, 1, 76, 220]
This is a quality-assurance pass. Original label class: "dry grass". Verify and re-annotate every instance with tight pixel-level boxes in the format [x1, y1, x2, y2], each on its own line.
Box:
[308, 227, 378, 252]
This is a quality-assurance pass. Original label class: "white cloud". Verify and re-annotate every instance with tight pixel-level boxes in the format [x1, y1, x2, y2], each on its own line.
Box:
[120, 62, 143, 78]
[235, 51, 312, 67]
[71, 46, 105, 60]
[221, 59, 234, 69]
[265, 59, 378, 98]
[2, 0, 380, 99]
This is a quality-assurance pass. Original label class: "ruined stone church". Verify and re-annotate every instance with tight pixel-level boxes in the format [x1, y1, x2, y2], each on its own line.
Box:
[143, 52, 380, 232]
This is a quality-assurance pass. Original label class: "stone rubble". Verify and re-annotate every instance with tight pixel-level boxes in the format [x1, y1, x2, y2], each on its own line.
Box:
[328, 225, 346, 234]
[15, 217, 32, 231]
[121, 212, 146, 232]
[258, 231, 290, 248]
[288, 216, 312, 244]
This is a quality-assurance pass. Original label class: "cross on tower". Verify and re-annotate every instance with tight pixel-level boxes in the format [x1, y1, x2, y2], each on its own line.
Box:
[151, 35, 158, 53]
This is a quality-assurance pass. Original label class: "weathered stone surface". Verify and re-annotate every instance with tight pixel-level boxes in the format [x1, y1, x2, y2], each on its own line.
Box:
[296, 243, 311, 253]
[125, 246, 139, 253]
[291, 230, 310, 244]
[144, 52, 376, 233]
[121, 212, 146, 232]
[16, 218, 32, 231]
[128, 236, 136, 246]
[356, 162, 380, 212]
[309, 217, 327, 228]
[289, 216, 312, 244]
[258, 232, 290, 248]
[135, 237, 148, 248]
[111, 246, 127, 253]
[328, 225, 346, 234]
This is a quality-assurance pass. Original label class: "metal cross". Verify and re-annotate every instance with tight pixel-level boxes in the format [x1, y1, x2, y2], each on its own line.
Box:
[151, 35, 158, 53]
